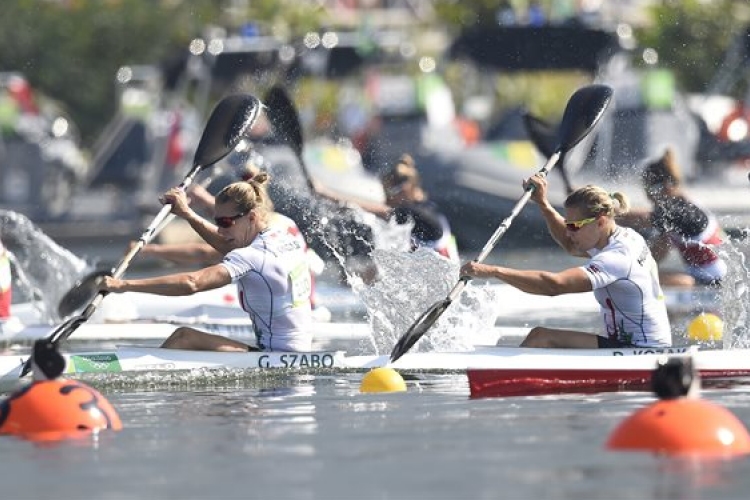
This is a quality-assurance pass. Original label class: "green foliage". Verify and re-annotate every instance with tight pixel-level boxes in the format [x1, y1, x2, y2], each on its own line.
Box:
[243, 0, 325, 36]
[0, 0, 222, 145]
[434, 0, 508, 30]
[3, 0, 748, 149]
[636, 0, 750, 95]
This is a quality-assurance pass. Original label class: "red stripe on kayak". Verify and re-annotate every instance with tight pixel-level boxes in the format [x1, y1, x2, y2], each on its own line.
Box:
[467, 369, 750, 398]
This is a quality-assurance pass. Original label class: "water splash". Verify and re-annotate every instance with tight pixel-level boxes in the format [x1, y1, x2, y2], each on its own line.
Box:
[0, 210, 89, 323]
[348, 247, 499, 355]
[717, 237, 750, 349]
[269, 183, 382, 262]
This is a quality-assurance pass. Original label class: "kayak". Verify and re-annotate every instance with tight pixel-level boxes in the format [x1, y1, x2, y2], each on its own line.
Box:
[467, 347, 750, 398]
[0, 343, 696, 378]
[2, 343, 748, 398]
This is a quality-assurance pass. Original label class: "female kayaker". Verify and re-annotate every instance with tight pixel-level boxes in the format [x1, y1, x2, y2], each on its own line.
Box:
[620, 148, 727, 287]
[315, 153, 459, 263]
[460, 177, 672, 349]
[100, 174, 313, 352]
[139, 157, 325, 316]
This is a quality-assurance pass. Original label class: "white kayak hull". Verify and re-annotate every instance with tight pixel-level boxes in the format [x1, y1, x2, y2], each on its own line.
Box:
[2, 344, 748, 398]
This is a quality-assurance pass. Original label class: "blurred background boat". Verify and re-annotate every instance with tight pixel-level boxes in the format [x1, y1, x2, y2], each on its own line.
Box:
[4, 8, 750, 259]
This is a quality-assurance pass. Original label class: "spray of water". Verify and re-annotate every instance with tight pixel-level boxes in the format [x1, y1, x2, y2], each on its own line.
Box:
[341, 245, 498, 355]
[0, 210, 90, 323]
[717, 237, 750, 349]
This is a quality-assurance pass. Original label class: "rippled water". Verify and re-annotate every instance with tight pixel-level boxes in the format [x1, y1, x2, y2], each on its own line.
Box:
[4, 234, 750, 499]
[3, 375, 750, 500]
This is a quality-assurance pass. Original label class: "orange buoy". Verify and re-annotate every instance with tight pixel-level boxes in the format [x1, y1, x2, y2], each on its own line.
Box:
[606, 398, 750, 457]
[0, 380, 122, 441]
[607, 357, 750, 457]
[0, 338, 122, 442]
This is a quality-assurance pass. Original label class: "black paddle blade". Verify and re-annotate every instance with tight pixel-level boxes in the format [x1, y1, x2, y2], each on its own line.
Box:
[522, 112, 558, 159]
[193, 94, 262, 169]
[57, 270, 112, 318]
[264, 84, 304, 159]
[389, 299, 452, 363]
[20, 315, 82, 377]
[558, 84, 613, 151]
[31, 339, 66, 380]
[523, 112, 576, 195]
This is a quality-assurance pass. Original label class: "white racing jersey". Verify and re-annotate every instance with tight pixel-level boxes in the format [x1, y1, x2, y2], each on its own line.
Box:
[582, 227, 672, 347]
[221, 225, 312, 351]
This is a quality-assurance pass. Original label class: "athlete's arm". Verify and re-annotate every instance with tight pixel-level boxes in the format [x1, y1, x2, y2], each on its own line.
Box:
[460, 262, 592, 296]
[102, 265, 231, 296]
[142, 243, 223, 265]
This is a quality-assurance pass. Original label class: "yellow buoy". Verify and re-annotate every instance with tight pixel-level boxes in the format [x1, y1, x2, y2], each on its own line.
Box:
[687, 313, 723, 342]
[360, 367, 407, 393]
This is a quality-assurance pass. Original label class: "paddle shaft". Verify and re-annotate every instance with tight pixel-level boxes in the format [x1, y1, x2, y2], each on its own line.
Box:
[151, 164, 230, 239]
[51, 163, 206, 345]
[298, 153, 316, 192]
[266, 86, 315, 192]
[477, 150, 560, 262]
[445, 150, 561, 306]
[288, 119, 315, 192]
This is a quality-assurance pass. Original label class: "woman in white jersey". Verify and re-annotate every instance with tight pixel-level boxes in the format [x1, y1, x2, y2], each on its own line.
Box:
[460, 175, 672, 348]
[139, 158, 324, 314]
[100, 174, 313, 352]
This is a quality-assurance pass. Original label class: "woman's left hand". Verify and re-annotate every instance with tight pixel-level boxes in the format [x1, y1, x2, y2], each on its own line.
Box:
[100, 276, 125, 293]
[460, 261, 493, 279]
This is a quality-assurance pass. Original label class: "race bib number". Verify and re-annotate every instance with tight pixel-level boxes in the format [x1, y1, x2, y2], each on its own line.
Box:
[289, 262, 311, 308]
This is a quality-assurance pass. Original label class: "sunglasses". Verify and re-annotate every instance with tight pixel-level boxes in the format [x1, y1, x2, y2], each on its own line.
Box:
[214, 211, 247, 228]
[564, 216, 597, 232]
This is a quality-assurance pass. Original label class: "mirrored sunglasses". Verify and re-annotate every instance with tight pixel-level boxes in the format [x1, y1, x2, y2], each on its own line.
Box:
[564, 216, 597, 232]
[214, 211, 247, 228]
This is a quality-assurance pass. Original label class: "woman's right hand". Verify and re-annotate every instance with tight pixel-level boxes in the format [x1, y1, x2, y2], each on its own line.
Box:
[523, 173, 548, 205]
[160, 187, 191, 218]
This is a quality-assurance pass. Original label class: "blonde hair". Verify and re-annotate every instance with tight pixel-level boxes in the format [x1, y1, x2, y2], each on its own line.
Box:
[642, 147, 682, 187]
[238, 162, 262, 181]
[565, 185, 630, 217]
[215, 173, 271, 220]
[381, 154, 426, 201]
[233, 164, 276, 212]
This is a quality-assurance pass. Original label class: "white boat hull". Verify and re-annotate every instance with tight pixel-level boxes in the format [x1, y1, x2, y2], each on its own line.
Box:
[2, 344, 748, 398]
